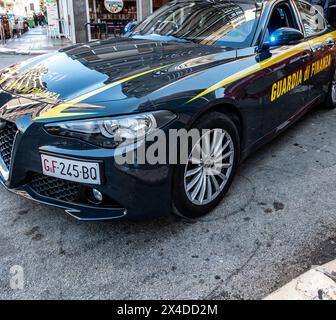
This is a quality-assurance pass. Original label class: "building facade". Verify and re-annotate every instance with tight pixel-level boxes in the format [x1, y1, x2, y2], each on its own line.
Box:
[51, 0, 169, 44]
[0, 0, 41, 16]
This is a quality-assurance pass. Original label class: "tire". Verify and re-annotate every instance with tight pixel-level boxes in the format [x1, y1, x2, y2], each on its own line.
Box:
[172, 112, 240, 219]
[325, 68, 336, 110]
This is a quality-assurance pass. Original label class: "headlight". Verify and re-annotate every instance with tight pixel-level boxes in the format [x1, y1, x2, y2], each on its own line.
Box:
[45, 110, 176, 148]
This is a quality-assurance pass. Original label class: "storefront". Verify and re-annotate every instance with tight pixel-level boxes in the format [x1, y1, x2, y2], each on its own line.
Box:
[55, 0, 74, 40]
[53, 0, 169, 44]
[86, 0, 170, 41]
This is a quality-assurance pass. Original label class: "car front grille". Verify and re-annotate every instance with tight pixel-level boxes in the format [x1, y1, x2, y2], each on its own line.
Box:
[30, 174, 81, 203]
[0, 121, 18, 169]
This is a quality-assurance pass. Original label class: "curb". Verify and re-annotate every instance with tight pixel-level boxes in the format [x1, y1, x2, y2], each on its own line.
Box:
[264, 260, 336, 300]
[0, 48, 50, 56]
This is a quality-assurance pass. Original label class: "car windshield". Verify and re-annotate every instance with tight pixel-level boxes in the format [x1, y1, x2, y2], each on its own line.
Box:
[131, 0, 260, 48]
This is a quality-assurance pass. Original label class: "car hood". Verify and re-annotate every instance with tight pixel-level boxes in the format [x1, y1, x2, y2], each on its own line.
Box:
[0, 37, 237, 122]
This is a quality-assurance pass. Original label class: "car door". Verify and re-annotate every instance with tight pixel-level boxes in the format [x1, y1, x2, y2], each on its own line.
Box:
[294, 0, 335, 103]
[260, 0, 313, 134]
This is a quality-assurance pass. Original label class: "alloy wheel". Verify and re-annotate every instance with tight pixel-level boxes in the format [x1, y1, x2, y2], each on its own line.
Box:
[183, 129, 235, 206]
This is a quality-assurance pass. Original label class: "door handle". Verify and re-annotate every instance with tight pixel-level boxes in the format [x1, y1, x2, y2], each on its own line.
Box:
[289, 52, 311, 64]
[300, 52, 311, 61]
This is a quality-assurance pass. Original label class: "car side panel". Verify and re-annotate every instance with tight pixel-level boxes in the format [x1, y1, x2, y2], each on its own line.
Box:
[307, 32, 336, 103]
[179, 31, 336, 157]
[260, 43, 312, 133]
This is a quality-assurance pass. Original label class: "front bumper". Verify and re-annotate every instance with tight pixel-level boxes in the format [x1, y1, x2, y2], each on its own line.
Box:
[0, 178, 128, 220]
[0, 119, 173, 221]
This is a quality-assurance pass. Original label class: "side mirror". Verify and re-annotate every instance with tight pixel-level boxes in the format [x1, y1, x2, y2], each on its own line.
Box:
[269, 27, 304, 46]
[122, 21, 138, 35]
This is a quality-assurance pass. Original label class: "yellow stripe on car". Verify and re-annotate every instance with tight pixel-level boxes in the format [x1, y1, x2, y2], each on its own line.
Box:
[34, 65, 169, 120]
[188, 31, 336, 103]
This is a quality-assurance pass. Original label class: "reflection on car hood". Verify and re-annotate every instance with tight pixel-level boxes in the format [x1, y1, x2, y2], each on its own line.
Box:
[0, 37, 237, 121]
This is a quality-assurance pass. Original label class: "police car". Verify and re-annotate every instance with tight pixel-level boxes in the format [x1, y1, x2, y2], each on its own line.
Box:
[0, 0, 335, 220]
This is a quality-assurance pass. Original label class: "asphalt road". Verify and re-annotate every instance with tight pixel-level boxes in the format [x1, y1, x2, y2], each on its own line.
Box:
[0, 54, 335, 300]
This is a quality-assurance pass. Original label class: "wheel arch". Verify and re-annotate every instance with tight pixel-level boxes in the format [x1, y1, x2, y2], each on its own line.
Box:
[193, 101, 245, 153]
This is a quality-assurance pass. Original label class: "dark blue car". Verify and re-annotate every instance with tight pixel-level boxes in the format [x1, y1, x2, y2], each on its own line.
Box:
[0, 0, 335, 221]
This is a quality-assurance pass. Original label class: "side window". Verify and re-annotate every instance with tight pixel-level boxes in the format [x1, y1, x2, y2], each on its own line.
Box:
[265, 3, 299, 41]
[295, 1, 326, 37]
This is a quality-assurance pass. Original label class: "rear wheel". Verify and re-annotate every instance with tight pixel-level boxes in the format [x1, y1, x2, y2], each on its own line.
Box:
[325, 68, 336, 110]
[172, 112, 240, 219]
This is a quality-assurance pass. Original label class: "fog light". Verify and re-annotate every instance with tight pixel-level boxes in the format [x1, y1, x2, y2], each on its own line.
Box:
[92, 189, 103, 203]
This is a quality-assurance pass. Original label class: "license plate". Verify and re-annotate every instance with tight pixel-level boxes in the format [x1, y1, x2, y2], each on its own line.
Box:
[41, 154, 101, 185]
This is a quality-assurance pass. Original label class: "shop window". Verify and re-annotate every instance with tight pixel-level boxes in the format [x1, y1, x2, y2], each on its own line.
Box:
[88, 0, 137, 39]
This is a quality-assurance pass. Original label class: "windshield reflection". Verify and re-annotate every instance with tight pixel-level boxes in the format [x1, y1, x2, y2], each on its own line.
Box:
[131, 1, 259, 48]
